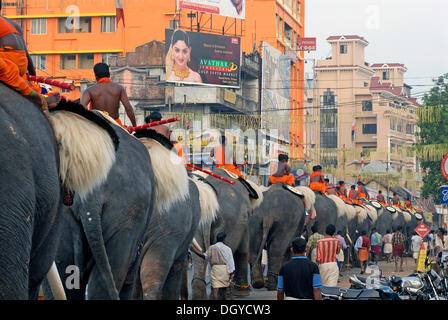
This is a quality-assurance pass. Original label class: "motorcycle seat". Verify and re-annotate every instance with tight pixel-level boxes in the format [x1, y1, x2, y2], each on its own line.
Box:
[321, 286, 380, 299]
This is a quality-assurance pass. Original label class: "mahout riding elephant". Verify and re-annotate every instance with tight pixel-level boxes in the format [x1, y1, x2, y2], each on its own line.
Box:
[248, 184, 314, 290]
[191, 168, 263, 299]
[44, 119, 155, 300]
[0, 88, 116, 299]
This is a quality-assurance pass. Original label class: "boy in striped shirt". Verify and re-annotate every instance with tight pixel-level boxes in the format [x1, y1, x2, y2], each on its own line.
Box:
[316, 224, 340, 286]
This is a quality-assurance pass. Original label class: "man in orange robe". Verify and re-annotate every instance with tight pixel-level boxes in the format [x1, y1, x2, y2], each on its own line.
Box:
[269, 154, 295, 186]
[309, 165, 326, 193]
[210, 135, 243, 178]
[0, 15, 59, 108]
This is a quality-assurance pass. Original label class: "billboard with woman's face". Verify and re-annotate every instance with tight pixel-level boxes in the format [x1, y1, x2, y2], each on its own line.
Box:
[165, 29, 241, 88]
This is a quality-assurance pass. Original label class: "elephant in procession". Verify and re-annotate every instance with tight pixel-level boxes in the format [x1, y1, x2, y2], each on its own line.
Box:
[132, 135, 219, 299]
[0, 88, 116, 299]
[248, 184, 314, 291]
[191, 168, 263, 299]
[44, 117, 156, 300]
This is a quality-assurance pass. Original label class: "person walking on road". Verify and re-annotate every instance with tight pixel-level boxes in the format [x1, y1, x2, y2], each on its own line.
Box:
[205, 231, 235, 300]
[336, 230, 348, 272]
[316, 224, 340, 286]
[306, 224, 324, 263]
[392, 226, 406, 272]
[370, 228, 382, 263]
[277, 237, 322, 300]
[411, 231, 423, 267]
[354, 230, 370, 274]
[383, 230, 393, 263]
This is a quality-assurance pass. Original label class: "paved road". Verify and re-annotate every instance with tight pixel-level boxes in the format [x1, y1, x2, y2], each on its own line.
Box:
[187, 256, 419, 300]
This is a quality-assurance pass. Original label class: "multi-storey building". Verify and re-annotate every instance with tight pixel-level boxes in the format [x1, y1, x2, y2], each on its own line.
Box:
[2, 0, 305, 160]
[305, 35, 419, 184]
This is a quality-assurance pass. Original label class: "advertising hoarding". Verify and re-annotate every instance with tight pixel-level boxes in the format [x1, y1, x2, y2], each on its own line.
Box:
[178, 0, 245, 19]
[261, 42, 291, 145]
[297, 37, 317, 51]
[165, 29, 241, 88]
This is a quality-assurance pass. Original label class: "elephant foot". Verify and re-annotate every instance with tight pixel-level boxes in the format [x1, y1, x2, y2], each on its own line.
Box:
[251, 279, 265, 289]
[232, 284, 250, 296]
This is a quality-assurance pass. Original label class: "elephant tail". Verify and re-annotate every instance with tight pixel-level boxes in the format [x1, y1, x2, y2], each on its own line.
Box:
[254, 218, 270, 266]
[80, 209, 119, 300]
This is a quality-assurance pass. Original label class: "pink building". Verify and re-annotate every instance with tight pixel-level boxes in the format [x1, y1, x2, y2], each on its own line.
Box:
[305, 35, 420, 187]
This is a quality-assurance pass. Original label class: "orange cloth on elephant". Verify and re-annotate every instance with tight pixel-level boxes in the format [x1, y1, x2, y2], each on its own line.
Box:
[216, 164, 243, 178]
[269, 173, 295, 185]
[309, 171, 326, 193]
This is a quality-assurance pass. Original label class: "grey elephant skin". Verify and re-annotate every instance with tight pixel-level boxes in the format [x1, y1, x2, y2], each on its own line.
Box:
[249, 183, 306, 290]
[312, 192, 345, 234]
[134, 179, 201, 300]
[191, 168, 252, 299]
[0, 84, 63, 299]
[45, 125, 155, 300]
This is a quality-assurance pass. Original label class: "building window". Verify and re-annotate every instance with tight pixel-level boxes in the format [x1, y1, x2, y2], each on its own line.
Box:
[297, 1, 301, 19]
[58, 17, 74, 33]
[362, 100, 372, 111]
[406, 124, 414, 135]
[278, 17, 283, 40]
[78, 53, 94, 69]
[321, 89, 336, 106]
[390, 118, 396, 130]
[76, 17, 91, 33]
[284, 23, 292, 47]
[60, 54, 76, 69]
[340, 44, 347, 54]
[362, 123, 377, 134]
[30, 55, 46, 70]
[30, 18, 46, 35]
[383, 71, 390, 80]
[101, 16, 116, 33]
[102, 53, 117, 65]
[397, 120, 403, 132]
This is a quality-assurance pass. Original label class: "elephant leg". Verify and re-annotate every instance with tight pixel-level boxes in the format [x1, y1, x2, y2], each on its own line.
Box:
[250, 261, 265, 289]
[191, 253, 208, 300]
[233, 247, 250, 297]
[180, 256, 189, 300]
[162, 253, 188, 300]
[139, 243, 176, 300]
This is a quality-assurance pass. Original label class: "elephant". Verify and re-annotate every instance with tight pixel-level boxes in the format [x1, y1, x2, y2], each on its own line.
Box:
[191, 168, 263, 299]
[0, 84, 63, 299]
[134, 175, 219, 300]
[44, 119, 156, 300]
[248, 184, 313, 291]
[0, 87, 115, 299]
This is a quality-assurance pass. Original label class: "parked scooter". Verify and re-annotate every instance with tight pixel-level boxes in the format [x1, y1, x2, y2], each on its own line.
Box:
[321, 284, 400, 300]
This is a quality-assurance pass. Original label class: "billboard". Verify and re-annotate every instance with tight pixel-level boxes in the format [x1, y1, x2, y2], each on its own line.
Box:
[261, 42, 291, 144]
[165, 29, 241, 88]
[178, 0, 245, 19]
[297, 37, 317, 51]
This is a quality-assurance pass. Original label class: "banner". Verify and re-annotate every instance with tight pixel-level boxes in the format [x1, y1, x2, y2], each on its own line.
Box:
[261, 42, 291, 145]
[165, 29, 241, 88]
[178, 0, 245, 19]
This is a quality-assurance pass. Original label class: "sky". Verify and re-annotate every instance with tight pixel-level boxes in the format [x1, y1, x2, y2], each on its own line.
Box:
[304, 0, 448, 101]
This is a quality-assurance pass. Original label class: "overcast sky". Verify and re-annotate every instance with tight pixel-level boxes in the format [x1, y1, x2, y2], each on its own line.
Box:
[305, 0, 448, 100]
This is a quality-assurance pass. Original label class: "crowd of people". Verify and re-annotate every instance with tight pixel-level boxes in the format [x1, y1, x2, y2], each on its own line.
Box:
[276, 225, 448, 300]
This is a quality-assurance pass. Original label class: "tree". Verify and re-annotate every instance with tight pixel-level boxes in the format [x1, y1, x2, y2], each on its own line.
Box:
[416, 73, 448, 204]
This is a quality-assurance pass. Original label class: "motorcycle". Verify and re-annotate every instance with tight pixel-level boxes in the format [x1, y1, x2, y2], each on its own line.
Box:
[321, 284, 400, 300]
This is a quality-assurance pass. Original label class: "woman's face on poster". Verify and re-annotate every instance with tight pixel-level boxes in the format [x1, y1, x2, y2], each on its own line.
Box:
[172, 40, 191, 68]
